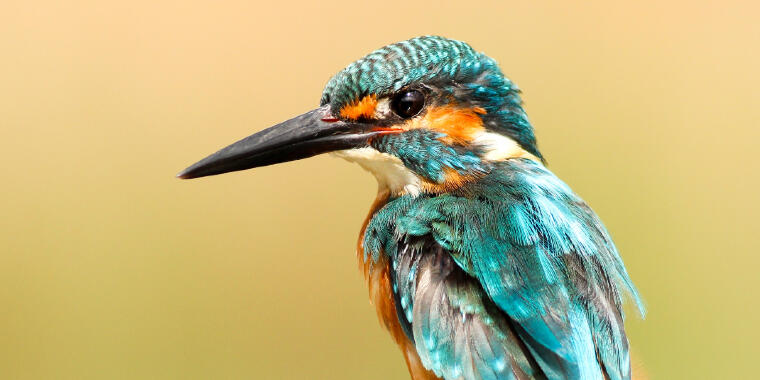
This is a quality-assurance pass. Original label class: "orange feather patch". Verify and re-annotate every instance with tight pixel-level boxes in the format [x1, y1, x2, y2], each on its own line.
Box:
[404, 105, 486, 144]
[421, 168, 484, 194]
[356, 190, 440, 380]
[340, 94, 378, 120]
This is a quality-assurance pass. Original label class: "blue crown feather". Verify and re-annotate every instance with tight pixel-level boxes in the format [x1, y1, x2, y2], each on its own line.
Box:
[321, 36, 542, 160]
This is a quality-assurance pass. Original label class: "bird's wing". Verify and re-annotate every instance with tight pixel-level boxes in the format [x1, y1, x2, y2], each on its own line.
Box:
[392, 237, 544, 379]
[363, 159, 643, 380]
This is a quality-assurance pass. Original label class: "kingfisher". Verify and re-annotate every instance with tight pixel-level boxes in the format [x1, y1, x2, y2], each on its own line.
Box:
[178, 36, 644, 380]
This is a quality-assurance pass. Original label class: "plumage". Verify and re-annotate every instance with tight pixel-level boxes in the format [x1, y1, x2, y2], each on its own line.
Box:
[363, 159, 643, 380]
[180, 35, 644, 380]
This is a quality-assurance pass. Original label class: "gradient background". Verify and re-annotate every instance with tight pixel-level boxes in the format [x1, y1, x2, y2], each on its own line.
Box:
[2, 1, 758, 379]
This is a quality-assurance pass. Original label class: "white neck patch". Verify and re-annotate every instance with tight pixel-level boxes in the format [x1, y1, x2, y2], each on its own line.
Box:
[331, 148, 422, 196]
[472, 131, 540, 162]
[332, 132, 538, 197]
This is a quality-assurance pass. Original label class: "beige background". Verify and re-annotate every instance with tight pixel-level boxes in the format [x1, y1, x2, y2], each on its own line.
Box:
[2, 1, 758, 379]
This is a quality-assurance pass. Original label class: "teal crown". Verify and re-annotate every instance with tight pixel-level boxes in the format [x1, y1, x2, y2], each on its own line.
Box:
[320, 36, 542, 160]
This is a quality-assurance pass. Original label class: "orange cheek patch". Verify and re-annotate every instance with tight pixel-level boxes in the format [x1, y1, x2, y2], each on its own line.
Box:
[340, 94, 378, 120]
[406, 105, 486, 144]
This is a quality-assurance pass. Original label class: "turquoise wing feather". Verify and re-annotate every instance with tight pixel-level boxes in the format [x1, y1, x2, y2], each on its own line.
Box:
[364, 159, 643, 380]
[393, 239, 544, 379]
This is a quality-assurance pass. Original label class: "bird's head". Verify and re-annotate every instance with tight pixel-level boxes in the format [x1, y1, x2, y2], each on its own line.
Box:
[179, 36, 542, 195]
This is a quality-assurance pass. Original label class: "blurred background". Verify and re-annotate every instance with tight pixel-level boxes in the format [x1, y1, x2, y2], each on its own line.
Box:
[1, 1, 758, 379]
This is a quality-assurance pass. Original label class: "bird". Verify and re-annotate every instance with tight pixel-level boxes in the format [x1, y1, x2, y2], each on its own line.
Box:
[178, 36, 644, 380]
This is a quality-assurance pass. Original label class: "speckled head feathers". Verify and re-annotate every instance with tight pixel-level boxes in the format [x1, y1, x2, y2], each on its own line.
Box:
[321, 36, 482, 109]
[320, 36, 542, 160]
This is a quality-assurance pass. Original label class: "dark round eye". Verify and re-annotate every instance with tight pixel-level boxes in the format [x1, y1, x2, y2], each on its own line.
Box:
[391, 90, 425, 118]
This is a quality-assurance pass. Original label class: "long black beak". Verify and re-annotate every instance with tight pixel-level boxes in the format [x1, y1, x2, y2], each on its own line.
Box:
[177, 106, 378, 179]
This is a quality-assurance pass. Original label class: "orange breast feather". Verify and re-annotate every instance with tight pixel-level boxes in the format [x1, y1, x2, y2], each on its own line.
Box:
[357, 190, 439, 380]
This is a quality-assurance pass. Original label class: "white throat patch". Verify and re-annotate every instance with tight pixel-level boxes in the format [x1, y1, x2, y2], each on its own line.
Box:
[331, 148, 422, 196]
[332, 133, 538, 197]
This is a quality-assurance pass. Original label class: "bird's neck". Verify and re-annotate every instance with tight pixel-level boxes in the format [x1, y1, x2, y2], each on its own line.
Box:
[332, 148, 425, 196]
[333, 131, 541, 197]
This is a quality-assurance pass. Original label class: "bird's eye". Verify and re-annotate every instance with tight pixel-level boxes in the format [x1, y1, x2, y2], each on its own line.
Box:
[391, 90, 425, 119]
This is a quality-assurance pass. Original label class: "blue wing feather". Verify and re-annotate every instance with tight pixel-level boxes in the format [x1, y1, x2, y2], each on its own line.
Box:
[393, 239, 543, 379]
[364, 159, 643, 380]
